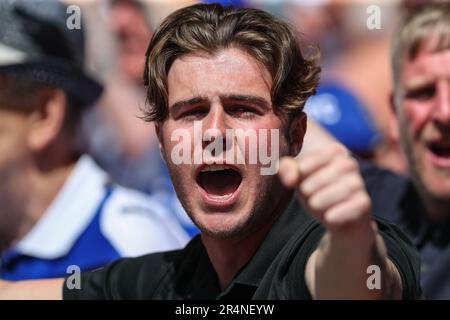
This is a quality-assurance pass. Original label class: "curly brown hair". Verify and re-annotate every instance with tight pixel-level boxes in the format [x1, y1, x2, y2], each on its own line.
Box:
[142, 3, 321, 122]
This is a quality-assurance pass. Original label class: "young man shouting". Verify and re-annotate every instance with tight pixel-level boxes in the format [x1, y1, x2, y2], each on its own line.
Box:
[0, 3, 421, 300]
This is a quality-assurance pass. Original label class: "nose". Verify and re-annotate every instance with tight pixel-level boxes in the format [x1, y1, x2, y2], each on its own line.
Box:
[202, 101, 229, 152]
[432, 81, 450, 126]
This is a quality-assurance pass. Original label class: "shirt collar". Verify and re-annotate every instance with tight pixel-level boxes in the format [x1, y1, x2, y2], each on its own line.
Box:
[0, 43, 27, 65]
[177, 236, 221, 300]
[219, 196, 311, 298]
[182, 195, 311, 300]
[13, 155, 109, 259]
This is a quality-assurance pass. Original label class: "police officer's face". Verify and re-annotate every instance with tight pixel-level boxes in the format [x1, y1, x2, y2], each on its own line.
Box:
[157, 48, 303, 239]
[0, 107, 31, 247]
[398, 46, 450, 214]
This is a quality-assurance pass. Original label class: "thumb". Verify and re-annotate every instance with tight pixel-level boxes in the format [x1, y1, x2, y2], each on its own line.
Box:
[278, 156, 302, 189]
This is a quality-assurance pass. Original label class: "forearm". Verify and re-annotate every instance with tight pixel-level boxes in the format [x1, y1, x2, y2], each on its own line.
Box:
[307, 225, 402, 300]
[0, 278, 64, 300]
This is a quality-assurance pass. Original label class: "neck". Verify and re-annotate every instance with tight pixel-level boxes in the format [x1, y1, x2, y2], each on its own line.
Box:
[14, 157, 77, 245]
[201, 191, 292, 289]
[422, 195, 450, 223]
[201, 222, 272, 290]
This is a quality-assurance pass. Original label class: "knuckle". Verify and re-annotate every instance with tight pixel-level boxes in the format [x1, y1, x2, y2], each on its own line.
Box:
[349, 174, 364, 190]
[297, 160, 309, 176]
[343, 157, 358, 172]
[331, 143, 346, 155]
[337, 170, 360, 190]
[299, 182, 313, 197]
[356, 191, 371, 212]
[320, 144, 343, 162]
[333, 155, 354, 172]
[308, 194, 325, 212]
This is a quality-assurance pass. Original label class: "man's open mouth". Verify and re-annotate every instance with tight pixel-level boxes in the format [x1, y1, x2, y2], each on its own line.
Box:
[428, 142, 450, 158]
[196, 164, 243, 199]
[426, 140, 450, 167]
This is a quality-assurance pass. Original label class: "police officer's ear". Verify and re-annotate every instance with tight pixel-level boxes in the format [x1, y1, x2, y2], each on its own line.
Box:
[288, 111, 307, 157]
[389, 92, 401, 144]
[27, 88, 67, 152]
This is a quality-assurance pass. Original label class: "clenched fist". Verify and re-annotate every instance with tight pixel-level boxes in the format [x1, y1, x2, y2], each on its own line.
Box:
[279, 144, 372, 235]
[278, 142, 402, 299]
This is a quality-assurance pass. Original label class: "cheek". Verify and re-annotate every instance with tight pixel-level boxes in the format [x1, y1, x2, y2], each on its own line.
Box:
[403, 102, 434, 137]
[234, 118, 286, 158]
[159, 122, 196, 164]
[0, 137, 25, 180]
[0, 130, 27, 168]
[157, 124, 173, 162]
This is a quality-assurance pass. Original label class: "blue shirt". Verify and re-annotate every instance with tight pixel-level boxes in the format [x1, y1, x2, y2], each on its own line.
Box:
[1, 156, 189, 280]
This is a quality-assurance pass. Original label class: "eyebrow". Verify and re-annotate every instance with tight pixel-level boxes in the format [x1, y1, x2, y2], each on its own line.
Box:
[169, 94, 272, 115]
[169, 96, 208, 115]
[220, 94, 271, 110]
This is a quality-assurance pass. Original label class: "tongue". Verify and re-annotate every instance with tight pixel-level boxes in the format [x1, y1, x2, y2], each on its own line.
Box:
[199, 169, 242, 196]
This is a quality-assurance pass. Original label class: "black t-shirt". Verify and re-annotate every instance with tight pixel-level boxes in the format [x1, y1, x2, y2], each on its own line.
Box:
[360, 161, 450, 299]
[63, 197, 422, 300]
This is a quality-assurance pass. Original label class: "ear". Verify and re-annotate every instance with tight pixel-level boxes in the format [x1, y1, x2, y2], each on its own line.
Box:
[155, 121, 166, 162]
[388, 92, 400, 143]
[289, 111, 307, 157]
[27, 89, 67, 152]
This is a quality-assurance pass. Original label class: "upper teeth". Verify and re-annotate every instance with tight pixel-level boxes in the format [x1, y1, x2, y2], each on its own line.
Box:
[201, 165, 232, 172]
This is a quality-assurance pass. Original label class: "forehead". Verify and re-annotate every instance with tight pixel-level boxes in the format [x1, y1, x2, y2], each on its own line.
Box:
[167, 48, 272, 106]
[402, 48, 450, 85]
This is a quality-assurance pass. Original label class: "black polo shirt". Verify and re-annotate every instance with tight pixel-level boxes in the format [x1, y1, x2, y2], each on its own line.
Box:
[361, 161, 450, 299]
[63, 197, 421, 300]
